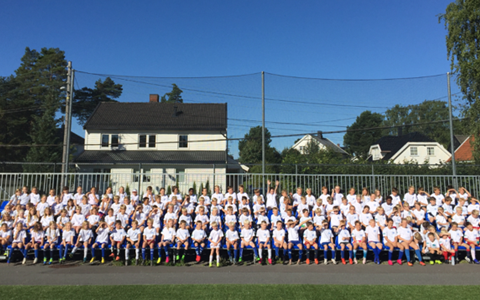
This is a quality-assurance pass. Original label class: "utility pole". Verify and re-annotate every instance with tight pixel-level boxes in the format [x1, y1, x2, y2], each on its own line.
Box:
[261, 71, 265, 193]
[61, 61, 72, 188]
[447, 72, 456, 178]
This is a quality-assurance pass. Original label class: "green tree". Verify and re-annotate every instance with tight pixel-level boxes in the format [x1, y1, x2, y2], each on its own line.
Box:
[382, 100, 465, 148]
[72, 77, 123, 125]
[238, 126, 281, 165]
[440, 0, 480, 160]
[343, 111, 384, 159]
[161, 84, 183, 103]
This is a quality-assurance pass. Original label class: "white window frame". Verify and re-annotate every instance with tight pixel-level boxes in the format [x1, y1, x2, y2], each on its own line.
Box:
[101, 134, 109, 148]
[410, 146, 418, 156]
[138, 134, 156, 149]
[427, 147, 435, 156]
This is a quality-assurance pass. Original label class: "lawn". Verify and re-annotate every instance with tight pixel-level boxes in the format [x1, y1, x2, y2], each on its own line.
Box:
[2, 285, 479, 300]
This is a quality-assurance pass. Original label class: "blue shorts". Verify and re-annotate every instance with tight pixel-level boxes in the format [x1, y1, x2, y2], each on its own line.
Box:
[289, 240, 301, 246]
[320, 242, 331, 248]
[258, 241, 268, 246]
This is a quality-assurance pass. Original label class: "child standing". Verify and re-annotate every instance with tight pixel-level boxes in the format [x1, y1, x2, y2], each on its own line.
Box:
[208, 221, 224, 267]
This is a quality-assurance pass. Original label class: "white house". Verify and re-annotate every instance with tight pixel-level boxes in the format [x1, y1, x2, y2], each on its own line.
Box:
[74, 95, 241, 193]
[368, 132, 451, 164]
[292, 132, 349, 156]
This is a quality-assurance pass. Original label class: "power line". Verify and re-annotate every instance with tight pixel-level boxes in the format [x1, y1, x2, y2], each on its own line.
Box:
[0, 117, 464, 148]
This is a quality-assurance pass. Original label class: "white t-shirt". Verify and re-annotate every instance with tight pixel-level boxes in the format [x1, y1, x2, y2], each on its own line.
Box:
[390, 194, 401, 206]
[382, 227, 397, 244]
[78, 229, 93, 242]
[332, 193, 344, 206]
[31, 230, 45, 243]
[351, 229, 366, 242]
[272, 228, 286, 242]
[161, 227, 176, 241]
[62, 229, 75, 243]
[464, 229, 479, 242]
[266, 194, 277, 208]
[241, 228, 255, 241]
[397, 227, 413, 241]
[287, 225, 300, 242]
[365, 225, 380, 242]
[29, 193, 40, 205]
[303, 229, 317, 242]
[143, 227, 156, 240]
[319, 229, 334, 244]
[439, 237, 452, 250]
[256, 228, 270, 243]
[417, 194, 429, 206]
[432, 194, 445, 206]
[226, 229, 239, 241]
[449, 229, 463, 243]
[12, 229, 26, 243]
[191, 229, 207, 241]
[176, 228, 190, 240]
[209, 229, 224, 243]
[111, 228, 127, 242]
[96, 227, 110, 243]
[338, 229, 351, 243]
[403, 193, 417, 207]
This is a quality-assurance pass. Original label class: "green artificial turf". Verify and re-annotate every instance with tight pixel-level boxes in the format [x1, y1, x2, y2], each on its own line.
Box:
[2, 284, 479, 300]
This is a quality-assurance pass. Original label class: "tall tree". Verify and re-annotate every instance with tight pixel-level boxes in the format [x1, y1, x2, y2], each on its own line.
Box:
[440, 0, 480, 159]
[161, 84, 183, 103]
[72, 77, 123, 125]
[382, 100, 465, 148]
[238, 126, 281, 171]
[343, 110, 383, 159]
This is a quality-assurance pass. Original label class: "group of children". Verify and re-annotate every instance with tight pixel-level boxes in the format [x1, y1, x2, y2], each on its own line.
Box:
[1, 183, 479, 267]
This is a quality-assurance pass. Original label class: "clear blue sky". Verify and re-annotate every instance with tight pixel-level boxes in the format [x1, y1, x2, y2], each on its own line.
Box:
[0, 0, 457, 158]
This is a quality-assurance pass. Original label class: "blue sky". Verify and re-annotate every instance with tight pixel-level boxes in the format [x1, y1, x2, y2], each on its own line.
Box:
[1, 0, 458, 158]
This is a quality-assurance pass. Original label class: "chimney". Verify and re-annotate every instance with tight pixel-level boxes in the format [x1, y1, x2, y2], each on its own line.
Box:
[398, 126, 403, 137]
[149, 94, 159, 103]
[317, 131, 323, 139]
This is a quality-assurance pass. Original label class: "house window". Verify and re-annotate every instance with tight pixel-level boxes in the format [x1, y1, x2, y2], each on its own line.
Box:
[427, 147, 435, 156]
[111, 135, 119, 148]
[299, 146, 305, 152]
[139, 135, 147, 148]
[179, 135, 188, 148]
[139, 135, 155, 148]
[101, 135, 109, 147]
[148, 135, 156, 148]
[410, 147, 418, 156]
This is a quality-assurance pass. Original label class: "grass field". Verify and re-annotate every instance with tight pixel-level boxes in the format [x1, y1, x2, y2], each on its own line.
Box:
[2, 285, 479, 300]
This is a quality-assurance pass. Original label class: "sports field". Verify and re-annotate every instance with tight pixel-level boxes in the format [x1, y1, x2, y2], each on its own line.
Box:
[2, 285, 479, 300]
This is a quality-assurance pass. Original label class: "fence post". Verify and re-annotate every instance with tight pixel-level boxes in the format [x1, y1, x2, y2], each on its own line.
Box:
[371, 164, 375, 191]
[138, 163, 142, 195]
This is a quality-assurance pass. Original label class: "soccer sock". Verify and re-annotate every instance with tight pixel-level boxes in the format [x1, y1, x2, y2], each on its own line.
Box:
[84, 247, 88, 258]
[199, 246, 204, 255]
[125, 248, 129, 260]
[331, 250, 336, 259]
[23, 248, 27, 257]
[471, 248, 476, 260]
[288, 249, 292, 260]
[59, 245, 64, 257]
[363, 250, 367, 258]
[258, 248, 262, 258]
[415, 249, 422, 262]
[34, 249, 38, 258]
[275, 247, 279, 257]
[253, 247, 258, 258]
[8, 247, 14, 260]
[305, 248, 310, 259]
[283, 248, 287, 258]
[268, 249, 271, 259]
[195, 246, 199, 256]
[50, 248, 53, 259]
[91, 247, 95, 258]
[239, 248, 244, 258]
[101, 247, 105, 258]
[314, 249, 318, 259]
[209, 255, 213, 264]
[135, 248, 139, 259]
[217, 255, 220, 263]
[72, 247, 77, 254]
[349, 250, 353, 259]
[117, 246, 120, 255]
[298, 250, 303, 260]
[405, 250, 411, 262]
[158, 247, 162, 258]
[341, 250, 345, 259]
[234, 249, 238, 260]
[324, 249, 328, 259]
[388, 250, 393, 261]
[443, 251, 448, 261]
[353, 249, 357, 258]
[150, 248, 154, 260]
[142, 248, 146, 260]
[43, 248, 46, 258]
[398, 251, 404, 260]
[164, 244, 170, 258]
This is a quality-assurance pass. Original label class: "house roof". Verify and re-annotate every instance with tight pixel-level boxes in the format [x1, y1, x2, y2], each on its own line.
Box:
[74, 150, 227, 164]
[55, 128, 84, 145]
[447, 136, 473, 162]
[449, 134, 470, 153]
[310, 135, 349, 155]
[83, 102, 227, 131]
[372, 132, 435, 160]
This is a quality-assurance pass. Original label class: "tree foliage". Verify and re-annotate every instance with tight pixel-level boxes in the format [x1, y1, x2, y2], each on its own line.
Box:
[238, 126, 281, 172]
[161, 84, 183, 103]
[440, 0, 480, 160]
[72, 77, 123, 125]
[343, 111, 384, 159]
[383, 100, 466, 148]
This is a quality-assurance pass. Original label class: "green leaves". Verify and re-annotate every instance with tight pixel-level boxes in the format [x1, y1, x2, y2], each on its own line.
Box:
[343, 111, 383, 159]
[160, 84, 183, 103]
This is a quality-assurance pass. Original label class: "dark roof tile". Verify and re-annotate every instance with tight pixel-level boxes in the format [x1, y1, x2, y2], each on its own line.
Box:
[75, 150, 226, 164]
